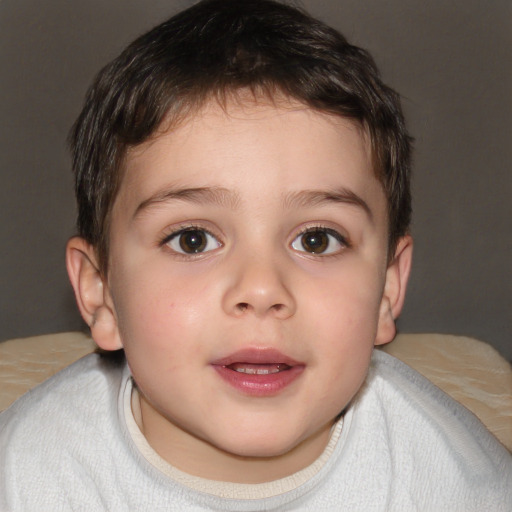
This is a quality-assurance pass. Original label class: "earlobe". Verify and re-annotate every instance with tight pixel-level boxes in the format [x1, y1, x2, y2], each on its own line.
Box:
[66, 237, 123, 351]
[375, 236, 413, 346]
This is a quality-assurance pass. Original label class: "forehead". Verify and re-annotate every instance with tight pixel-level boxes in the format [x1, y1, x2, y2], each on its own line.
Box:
[114, 97, 386, 223]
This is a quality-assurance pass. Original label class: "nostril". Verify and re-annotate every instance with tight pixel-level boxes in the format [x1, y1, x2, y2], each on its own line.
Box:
[236, 302, 249, 312]
[235, 302, 287, 315]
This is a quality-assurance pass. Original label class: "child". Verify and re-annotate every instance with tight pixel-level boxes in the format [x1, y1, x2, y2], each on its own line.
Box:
[1, 0, 510, 509]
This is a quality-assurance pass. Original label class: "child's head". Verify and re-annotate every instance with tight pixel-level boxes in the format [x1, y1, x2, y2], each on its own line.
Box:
[66, 0, 413, 482]
[70, 0, 411, 275]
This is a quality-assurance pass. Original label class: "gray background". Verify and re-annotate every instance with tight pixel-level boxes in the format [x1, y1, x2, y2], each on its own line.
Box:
[1, 0, 510, 360]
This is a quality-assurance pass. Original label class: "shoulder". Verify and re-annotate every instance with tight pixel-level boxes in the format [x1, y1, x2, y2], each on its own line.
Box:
[1, 352, 125, 418]
[0, 352, 127, 459]
[0, 353, 130, 509]
[366, 350, 510, 461]
[352, 350, 512, 507]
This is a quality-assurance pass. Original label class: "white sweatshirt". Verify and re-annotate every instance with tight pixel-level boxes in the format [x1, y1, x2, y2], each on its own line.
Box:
[1, 350, 510, 511]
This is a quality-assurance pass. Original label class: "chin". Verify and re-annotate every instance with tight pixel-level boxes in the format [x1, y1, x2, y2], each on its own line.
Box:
[210, 428, 308, 460]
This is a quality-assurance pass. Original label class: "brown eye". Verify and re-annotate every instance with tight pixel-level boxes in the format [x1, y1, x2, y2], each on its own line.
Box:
[301, 230, 328, 253]
[166, 228, 221, 254]
[179, 230, 207, 253]
[291, 228, 346, 255]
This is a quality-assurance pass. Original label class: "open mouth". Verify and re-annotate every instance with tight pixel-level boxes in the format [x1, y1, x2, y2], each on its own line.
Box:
[226, 363, 291, 375]
[212, 349, 303, 395]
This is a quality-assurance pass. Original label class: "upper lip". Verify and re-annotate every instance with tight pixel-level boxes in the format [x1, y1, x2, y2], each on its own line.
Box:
[211, 348, 303, 367]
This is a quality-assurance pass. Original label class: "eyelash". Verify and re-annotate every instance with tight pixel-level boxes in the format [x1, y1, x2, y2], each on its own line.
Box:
[159, 225, 223, 256]
[290, 225, 350, 256]
[159, 224, 350, 258]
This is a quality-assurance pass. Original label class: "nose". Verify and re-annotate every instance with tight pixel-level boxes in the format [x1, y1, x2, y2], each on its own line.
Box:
[221, 253, 296, 320]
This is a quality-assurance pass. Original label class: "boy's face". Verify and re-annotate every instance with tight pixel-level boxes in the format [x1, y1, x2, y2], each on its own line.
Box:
[73, 97, 411, 481]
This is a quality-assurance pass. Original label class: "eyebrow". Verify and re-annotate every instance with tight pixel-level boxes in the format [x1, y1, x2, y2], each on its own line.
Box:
[283, 188, 373, 220]
[133, 185, 372, 221]
[133, 186, 240, 219]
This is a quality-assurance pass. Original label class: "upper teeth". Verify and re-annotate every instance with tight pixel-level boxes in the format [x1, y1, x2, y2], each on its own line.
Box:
[234, 367, 279, 375]
[228, 363, 288, 375]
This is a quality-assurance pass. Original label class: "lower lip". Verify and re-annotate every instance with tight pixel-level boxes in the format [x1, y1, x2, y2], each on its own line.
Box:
[212, 365, 304, 396]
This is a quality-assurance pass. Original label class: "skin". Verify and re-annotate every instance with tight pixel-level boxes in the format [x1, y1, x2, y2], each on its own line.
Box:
[67, 97, 412, 483]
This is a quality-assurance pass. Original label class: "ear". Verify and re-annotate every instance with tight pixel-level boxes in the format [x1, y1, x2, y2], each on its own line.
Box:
[374, 235, 413, 346]
[66, 237, 123, 351]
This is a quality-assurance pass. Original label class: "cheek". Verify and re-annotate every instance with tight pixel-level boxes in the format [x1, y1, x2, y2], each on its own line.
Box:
[299, 260, 384, 401]
[305, 261, 384, 336]
[110, 263, 216, 355]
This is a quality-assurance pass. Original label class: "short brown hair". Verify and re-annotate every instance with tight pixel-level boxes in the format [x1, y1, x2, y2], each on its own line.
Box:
[70, 0, 412, 273]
